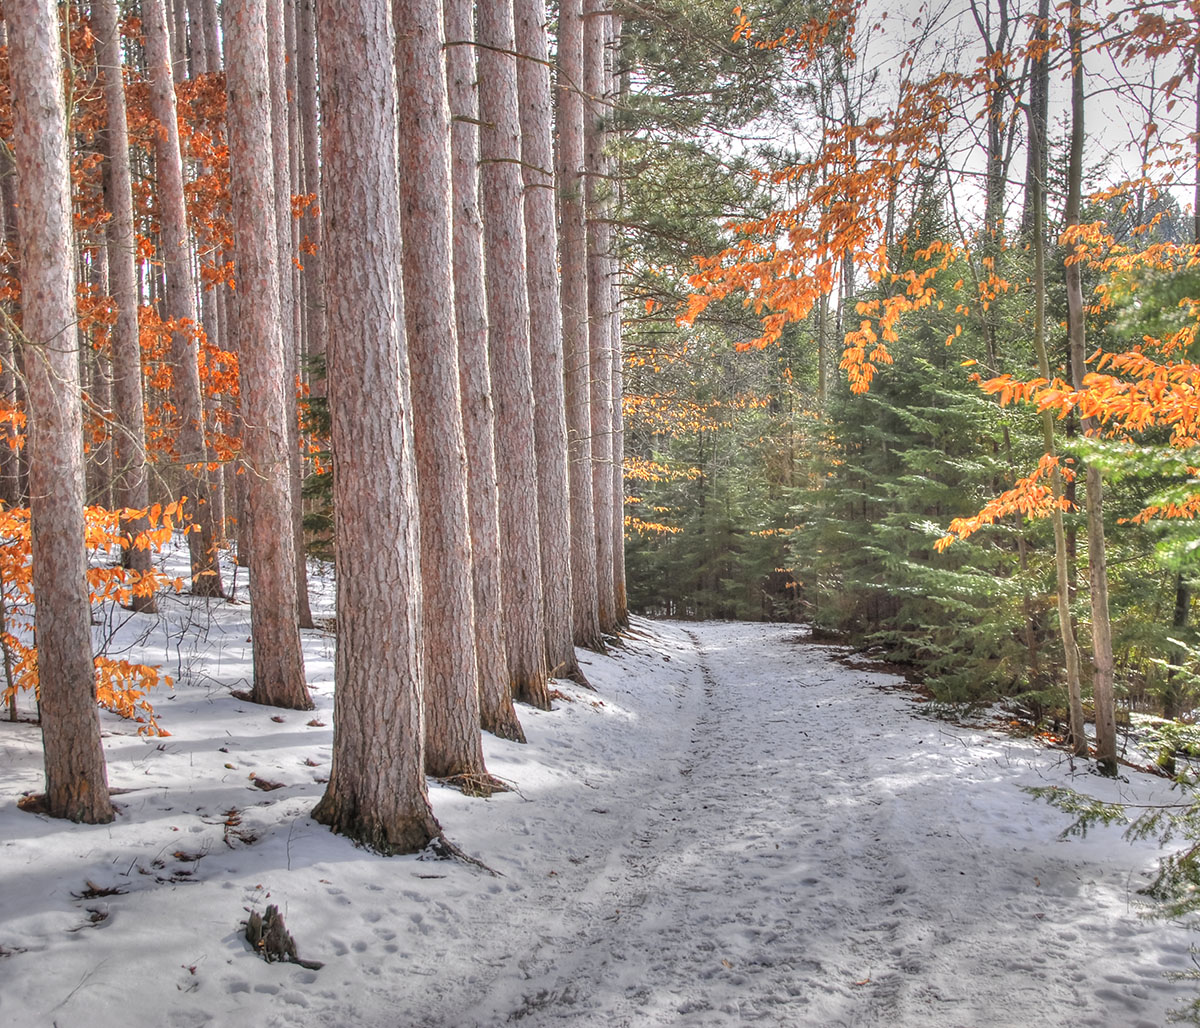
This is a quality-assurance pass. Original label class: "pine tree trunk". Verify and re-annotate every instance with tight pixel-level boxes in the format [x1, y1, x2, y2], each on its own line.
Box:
[444, 0, 524, 742]
[296, 0, 326, 397]
[477, 0, 551, 709]
[202, 0, 221, 69]
[224, 0, 312, 711]
[266, 0, 315, 630]
[10, 0, 114, 823]
[86, 245, 115, 511]
[555, 0, 603, 651]
[608, 13, 627, 625]
[514, 0, 581, 681]
[0, 132, 19, 509]
[585, 4, 617, 635]
[310, 0, 441, 853]
[95, 0, 159, 613]
[144, 0, 225, 596]
[1065, 1, 1116, 773]
[187, 0, 209, 73]
[395, 0, 493, 787]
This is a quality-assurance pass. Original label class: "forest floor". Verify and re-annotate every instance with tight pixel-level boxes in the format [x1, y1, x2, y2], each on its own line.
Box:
[0, 570, 1197, 1027]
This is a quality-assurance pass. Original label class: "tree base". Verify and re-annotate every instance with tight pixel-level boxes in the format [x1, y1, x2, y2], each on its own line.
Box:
[311, 794, 440, 856]
[18, 788, 114, 824]
[482, 711, 526, 744]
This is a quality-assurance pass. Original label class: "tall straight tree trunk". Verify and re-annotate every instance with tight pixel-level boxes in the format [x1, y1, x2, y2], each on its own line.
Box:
[202, 0, 221, 68]
[514, 0, 583, 682]
[1021, 0, 1050, 237]
[95, 0, 158, 613]
[10, 0, 114, 823]
[1025, 29, 1086, 757]
[224, 0, 312, 711]
[144, 0, 225, 596]
[266, 0, 315, 630]
[187, 0, 209, 73]
[555, 0, 604, 651]
[444, 0, 524, 741]
[1065, 0, 1116, 773]
[608, 12, 627, 625]
[584, 2, 617, 635]
[1173, 93, 1200, 717]
[310, 0, 441, 853]
[170, 0, 189, 79]
[477, 0, 551, 709]
[0, 110, 20, 510]
[86, 246, 116, 510]
[395, 0, 494, 789]
[296, 0, 326, 397]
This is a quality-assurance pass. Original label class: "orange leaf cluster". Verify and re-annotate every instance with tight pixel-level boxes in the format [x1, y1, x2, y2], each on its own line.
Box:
[936, 455, 1074, 550]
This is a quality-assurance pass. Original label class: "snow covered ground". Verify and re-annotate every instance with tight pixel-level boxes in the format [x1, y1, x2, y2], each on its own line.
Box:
[1, 577, 1196, 1027]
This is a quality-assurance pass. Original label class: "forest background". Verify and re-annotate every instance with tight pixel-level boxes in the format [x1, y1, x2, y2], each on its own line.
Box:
[622, 0, 1200, 766]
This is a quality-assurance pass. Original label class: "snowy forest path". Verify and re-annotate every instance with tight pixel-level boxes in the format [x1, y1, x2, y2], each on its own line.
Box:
[447, 620, 1190, 1028]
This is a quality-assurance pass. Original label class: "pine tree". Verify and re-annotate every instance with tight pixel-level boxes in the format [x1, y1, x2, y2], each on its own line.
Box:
[311, 0, 440, 853]
[9, 0, 114, 823]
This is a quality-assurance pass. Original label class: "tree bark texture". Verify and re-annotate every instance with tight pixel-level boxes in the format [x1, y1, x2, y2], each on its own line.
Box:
[608, 12, 627, 625]
[395, 0, 492, 786]
[144, 0, 225, 596]
[266, 0, 315, 630]
[555, 0, 604, 651]
[584, 3, 617, 634]
[311, 0, 441, 853]
[296, 0, 327, 397]
[95, 0, 158, 613]
[444, 0, 525, 742]
[514, 0, 580, 680]
[85, 245, 116, 511]
[224, 0, 312, 710]
[10, 0, 114, 823]
[1065, 2, 1116, 773]
[477, 0, 551, 709]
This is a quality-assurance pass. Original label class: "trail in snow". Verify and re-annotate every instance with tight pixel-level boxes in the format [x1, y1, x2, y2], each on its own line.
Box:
[0, 611, 1194, 1028]
[450, 621, 1191, 1028]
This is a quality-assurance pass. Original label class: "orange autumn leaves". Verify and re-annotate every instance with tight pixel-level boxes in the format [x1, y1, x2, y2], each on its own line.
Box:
[677, 2, 1200, 552]
[0, 503, 190, 736]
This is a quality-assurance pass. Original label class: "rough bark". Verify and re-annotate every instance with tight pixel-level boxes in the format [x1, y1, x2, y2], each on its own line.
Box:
[1065, 1, 1116, 773]
[608, 12, 627, 625]
[202, 0, 221, 69]
[444, 0, 524, 742]
[144, 0, 225, 596]
[584, 3, 617, 634]
[187, 0, 209, 74]
[514, 0, 581, 680]
[555, 0, 604, 651]
[395, 0, 492, 787]
[10, 0, 114, 823]
[477, 0, 551, 708]
[296, 0, 326, 397]
[310, 0, 441, 853]
[224, 0, 312, 710]
[85, 245, 115, 511]
[170, 0, 189, 80]
[266, 0, 315, 630]
[95, 0, 158, 613]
